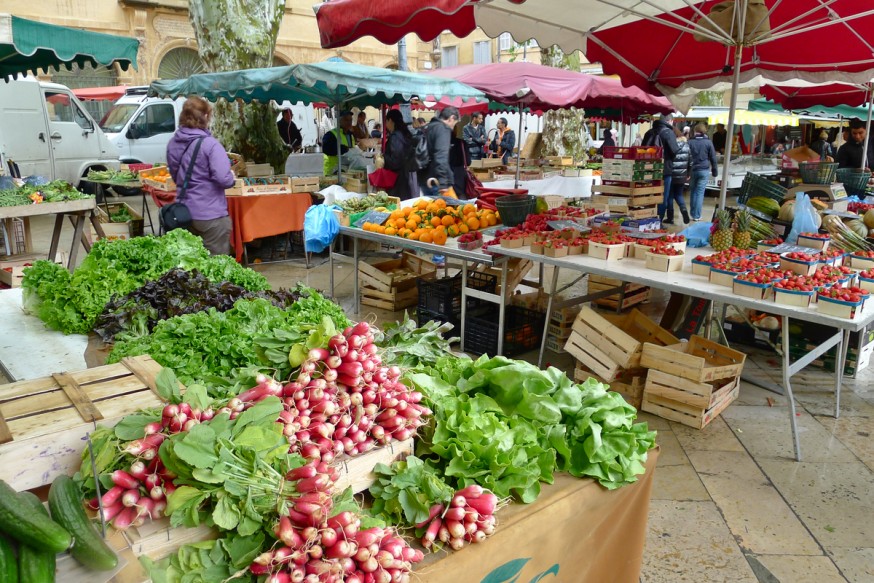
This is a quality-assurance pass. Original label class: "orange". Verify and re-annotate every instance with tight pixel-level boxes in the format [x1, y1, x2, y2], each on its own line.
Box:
[409, 231, 420, 241]
[390, 210, 403, 220]
[441, 215, 455, 227]
[384, 227, 397, 236]
[486, 214, 497, 226]
[432, 230, 448, 245]
[463, 203, 476, 215]
[430, 216, 442, 227]
[435, 199, 447, 209]
[420, 231, 433, 244]
[447, 225, 459, 238]
[393, 217, 406, 229]
[404, 219, 417, 230]
[466, 217, 481, 230]
[402, 207, 413, 216]
[376, 225, 386, 234]
[458, 223, 469, 234]
[426, 203, 439, 213]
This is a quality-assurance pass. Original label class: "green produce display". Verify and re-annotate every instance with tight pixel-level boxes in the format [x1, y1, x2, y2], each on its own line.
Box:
[0, 181, 93, 207]
[18, 492, 58, 583]
[378, 314, 459, 369]
[0, 480, 72, 554]
[0, 534, 17, 583]
[336, 191, 395, 213]
[48, 476, 119, 571]
[21, 230, 269, 335]
[86, 169, 140, 183]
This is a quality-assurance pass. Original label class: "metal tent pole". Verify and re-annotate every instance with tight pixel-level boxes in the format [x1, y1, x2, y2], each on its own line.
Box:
[862, 85, 873, 170]
[515, 105, 523, 188]
[718, 45, 744, 211]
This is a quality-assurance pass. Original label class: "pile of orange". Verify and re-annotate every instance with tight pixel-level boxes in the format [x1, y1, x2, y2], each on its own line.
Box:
[361, 198, 500, 246]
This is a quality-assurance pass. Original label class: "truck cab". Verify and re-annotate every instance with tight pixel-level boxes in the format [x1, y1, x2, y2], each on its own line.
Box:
[0, 78, 118, 186]
[99, 87, 184, 165]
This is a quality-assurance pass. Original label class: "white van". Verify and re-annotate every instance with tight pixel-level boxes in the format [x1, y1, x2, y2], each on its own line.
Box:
[99, 87, 184, 166]
[0, 78, 119, 187]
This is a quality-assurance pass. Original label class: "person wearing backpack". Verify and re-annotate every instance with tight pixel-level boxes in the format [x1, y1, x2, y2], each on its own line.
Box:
[382, 109, 418, 200]
[642, 113, 679, 223]
[420, 106, 460, 196]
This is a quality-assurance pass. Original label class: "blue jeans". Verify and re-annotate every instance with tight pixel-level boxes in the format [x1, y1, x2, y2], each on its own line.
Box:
[665, 177, 688, 222]
[689, 170, 711, 220]
[657, 174, 673, 220]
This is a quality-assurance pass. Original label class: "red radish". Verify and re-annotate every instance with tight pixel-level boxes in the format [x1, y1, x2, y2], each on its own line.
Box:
[149, 486, 164, 501]
[276, 516, 303, 547]
[112, 506, 138, 530]
[152, 500, 167, 519]
[248, 562, 270, 575]
[143, 421, 162, 435]
[136, 496, 156, 518]
[267, 572, 291, 583]
[101, 485, 125, 507]
[422, 517, 442, 544]
[112, 470, 141, 489]
[99, 501, 125, 522]
[465, 492, 497, 516]
[288, 464, 318, 480]
[438, 526, 450, 543]
[442, 507, 465, 522]
[121, 489, 141, 508]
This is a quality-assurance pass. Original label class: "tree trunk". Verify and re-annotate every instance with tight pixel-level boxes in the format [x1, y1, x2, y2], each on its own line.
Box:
[540, 47, 588, 161]
[189, 0, 287, 171]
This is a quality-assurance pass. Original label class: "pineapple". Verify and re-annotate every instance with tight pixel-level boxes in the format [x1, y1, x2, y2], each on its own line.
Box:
[711, 209, 733, 251]
[733, 209, 752, 249]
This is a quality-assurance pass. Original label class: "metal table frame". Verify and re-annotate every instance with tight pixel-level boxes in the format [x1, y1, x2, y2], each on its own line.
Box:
[492, 245, 873, 462]
[330, 226, 511, 354]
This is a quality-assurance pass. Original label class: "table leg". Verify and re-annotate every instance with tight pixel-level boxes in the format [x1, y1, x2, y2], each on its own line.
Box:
[23, 217, 33, 253]
[497, 259, 509, 356]
[353, 236, 360, 315]
[781, 315, 802, 462]
[141, 189, 155, 235]
[834, 329, 850, 419]
[67, 213, 87, 272]
[48, 214, 64, 262]
[537, 266, 560, 368]
[329, 239, 335, 299]
[460, 262, 468, 353]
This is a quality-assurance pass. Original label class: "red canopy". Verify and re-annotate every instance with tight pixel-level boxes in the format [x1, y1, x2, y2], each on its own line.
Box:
[72, 85, 127, 101]
[760, 84, 870, 110]
[426, 62, 672, 121]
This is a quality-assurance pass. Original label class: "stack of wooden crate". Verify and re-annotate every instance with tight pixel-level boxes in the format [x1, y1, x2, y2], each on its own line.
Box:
[590, 147, 664, 220]
[640, 335, 746, 429]
[588, 274, 651, 311]
[544, 306, 580, 354]
[358, 251, 437, 311]
[565, 307, 679, 408]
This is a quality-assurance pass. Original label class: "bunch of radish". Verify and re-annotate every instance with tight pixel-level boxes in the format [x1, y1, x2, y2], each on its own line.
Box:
[419, 485, 499, 551]
[86, 457, 176, 530]
[237, 322, 430, 463]
[159, 401, 219, 434]
[251, 459, 424, 583]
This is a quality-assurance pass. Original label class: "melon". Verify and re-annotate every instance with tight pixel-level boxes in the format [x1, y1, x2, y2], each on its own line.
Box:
[864, 208, 874, 229]
[869, 228, 874, 238]
[813, 212, 822, 229]
[822, 214, 843, 231]
[847, 219, 869, 238]
[778, 200, 795, 222]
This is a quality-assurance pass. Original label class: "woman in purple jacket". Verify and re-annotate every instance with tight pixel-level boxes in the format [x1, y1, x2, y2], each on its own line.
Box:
[166, 97, 236, 255]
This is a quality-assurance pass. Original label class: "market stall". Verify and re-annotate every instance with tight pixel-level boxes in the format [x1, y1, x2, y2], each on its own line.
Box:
[228, 192, 312, 264]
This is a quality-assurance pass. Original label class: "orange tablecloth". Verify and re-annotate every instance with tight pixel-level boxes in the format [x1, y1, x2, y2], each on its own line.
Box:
[228, 193, 312, 262]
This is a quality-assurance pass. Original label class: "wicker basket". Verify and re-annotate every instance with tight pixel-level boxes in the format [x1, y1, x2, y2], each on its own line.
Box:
[799, 161, 838, 185]
[738, 172, 787, 205]
[495, 194, 537, 227]
[836, 168, 872, 196]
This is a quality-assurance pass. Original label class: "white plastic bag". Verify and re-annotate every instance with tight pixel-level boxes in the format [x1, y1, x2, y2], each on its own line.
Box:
[786, 193, 818, 244]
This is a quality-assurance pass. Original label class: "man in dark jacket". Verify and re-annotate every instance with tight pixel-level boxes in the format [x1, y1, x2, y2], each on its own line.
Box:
[687, 123, 719, 221]
[463, 112, 487, 160]
[665, 128, 691, 225]
[837, 119, 874, 170]
[489, 117, 516, 164]
[421, 106, 460, 195]
[277, 109, 303, 150]
[642, 113, 679, 222]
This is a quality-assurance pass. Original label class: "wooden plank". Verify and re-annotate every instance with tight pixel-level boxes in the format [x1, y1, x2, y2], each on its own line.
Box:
[642, 384, 739, 429]
[2, 375, 148, 421]
[564, 331, 621, 381]
[591, 184, 664, 195]
[0, 362, 131, 401]
[121, 356, 169, 397]
[0, 415, 11, 444]
[52, 372, 104, 423]
[0, 198, 96, 220]
[572, 306, 641, 369]
[641, 335, 745, 383]
[645, 369, 719, 409]
[334, 438, 415, 494]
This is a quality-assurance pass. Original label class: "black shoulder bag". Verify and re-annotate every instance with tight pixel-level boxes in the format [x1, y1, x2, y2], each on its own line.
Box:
[160, 137, 204, 233]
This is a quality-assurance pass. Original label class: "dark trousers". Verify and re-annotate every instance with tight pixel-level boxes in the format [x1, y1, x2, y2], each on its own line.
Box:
[665, 178, 688, 222]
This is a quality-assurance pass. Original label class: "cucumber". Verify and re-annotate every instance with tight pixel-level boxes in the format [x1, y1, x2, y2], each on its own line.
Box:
[0, 534, 18, 583]
[48, 475, 118, 572]
[0, 480, 71, 554]
[17, 492, 56, 583]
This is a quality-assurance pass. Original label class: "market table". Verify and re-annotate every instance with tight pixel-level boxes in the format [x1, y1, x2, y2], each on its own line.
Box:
[481, 173, 600, 198]
[417, 449, 658, 583]
[0, 198, 105, 271]
[80, 178, 155, 235]
[331, 226, 522, 354]
[490, 244, 874, 461]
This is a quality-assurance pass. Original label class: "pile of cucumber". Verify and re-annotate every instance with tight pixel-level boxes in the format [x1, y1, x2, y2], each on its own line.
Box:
[0, 476, 117, 581]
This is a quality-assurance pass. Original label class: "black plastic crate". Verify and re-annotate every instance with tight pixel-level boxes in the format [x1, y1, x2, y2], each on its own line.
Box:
[416, 307, 459, 339]
[417, 271, 497, 320]
[464, 305, 545, 357]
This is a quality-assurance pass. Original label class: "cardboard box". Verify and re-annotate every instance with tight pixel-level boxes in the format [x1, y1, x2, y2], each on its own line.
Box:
[782, 145, 820, 170]
[0, 252, 67, 287]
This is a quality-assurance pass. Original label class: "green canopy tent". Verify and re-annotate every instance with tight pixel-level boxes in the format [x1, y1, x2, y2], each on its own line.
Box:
[0, 14, 139, 79]
[149, 62, 486, 184]
[748, 98, 870, 121]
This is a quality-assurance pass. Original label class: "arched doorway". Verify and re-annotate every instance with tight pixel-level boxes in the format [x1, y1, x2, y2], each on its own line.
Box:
[157, 47, 205, 80]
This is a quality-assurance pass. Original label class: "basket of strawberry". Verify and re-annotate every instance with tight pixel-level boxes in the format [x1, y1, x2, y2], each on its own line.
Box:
[645, 246, 684, 272]
[818, 248, 847, 267]
[774, 276, 818, 307]
[709, 262, 751, 286]
[568, 237, 588, 255]
[817, 286, 871, 319]
[757, 237, 784, 253]
[849, 249, 874, 270]
[858, 269, 874, 293]
[458, 230, 484, 251]
[797, 231, 830, 252]
[780, 251, 820, 276]
[542, 238, 569, 258]
[733, 268, 789, 300]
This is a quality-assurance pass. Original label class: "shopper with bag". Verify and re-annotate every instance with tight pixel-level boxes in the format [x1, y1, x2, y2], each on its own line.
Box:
[421, 106, 460, 197]
[165, 96, 235, 255]
[381, 109, 418, 200]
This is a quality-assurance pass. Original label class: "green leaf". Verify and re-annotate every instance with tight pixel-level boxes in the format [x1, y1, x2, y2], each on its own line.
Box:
[173, 424, 218, 469]
[182, 383, 212, 411]
[288, 343, 308, 368]
[232, 396, 283, 436]
[166, 486, 207, 518]
[220, 532, 265, 570]
[113, 412, 161, 441]
[212, 494, 241, 530]
[156, 368, 182, 402]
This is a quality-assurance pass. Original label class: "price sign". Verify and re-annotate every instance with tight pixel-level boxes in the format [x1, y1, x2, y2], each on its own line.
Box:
[547, 220, 590, 233]
[738, 204, 772, 222]
[353, 210, 390, 228]
[767, 242, 821, 255]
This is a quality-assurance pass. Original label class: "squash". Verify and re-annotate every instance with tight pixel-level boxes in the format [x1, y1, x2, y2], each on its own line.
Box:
[778, 200, 795, 222]
[847, 219, 869, 238]
[864, 208, 874, 229]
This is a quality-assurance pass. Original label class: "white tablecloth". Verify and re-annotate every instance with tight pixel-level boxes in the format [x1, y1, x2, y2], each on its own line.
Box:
[481, 175, 600, 198]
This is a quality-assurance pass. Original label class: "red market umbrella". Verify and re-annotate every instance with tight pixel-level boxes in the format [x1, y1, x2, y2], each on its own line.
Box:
[72, 85, 128, 101]
[760, 84, 871, 111]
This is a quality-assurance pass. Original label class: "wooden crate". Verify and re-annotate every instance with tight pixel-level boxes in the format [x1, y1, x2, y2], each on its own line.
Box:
[0, 356, 168, 491]
[225, 176, 293, 197]
[545, 156, 574, 167]
[644, 369, 740, 410]
[470, 158, 504, 169]
[88, 202, 145, 243]
[472, 169, 495, 182]
[641, 335, 746, 383]
[0, 251, 67, 287]
[591, 184, 664, 196]
[290, 176, 320, 193]
[361, 284, 420, 311]
[476, 257, 534, 296]
[246, 163, 274, 178]
[594, 286, 651, 311]
[574, 362, 645, 409]
[642, 377, 740, 429]
[564, 307, 678, 380]
[344, 177, 369, 193]
[358, 251, 436, 293]
[138, 166, 176, 191]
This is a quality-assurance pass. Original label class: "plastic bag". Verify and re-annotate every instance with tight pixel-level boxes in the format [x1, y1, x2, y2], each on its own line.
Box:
[304, 204, 340, 254]
[679, 221, 716, 247]
[786, 193, 818, 244]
